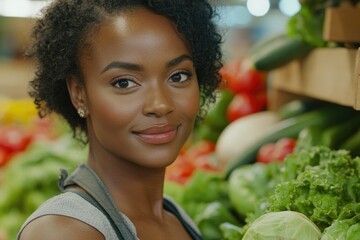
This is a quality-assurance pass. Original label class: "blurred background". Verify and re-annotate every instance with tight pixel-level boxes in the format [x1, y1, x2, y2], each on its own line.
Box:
[0, 0, 301, 98]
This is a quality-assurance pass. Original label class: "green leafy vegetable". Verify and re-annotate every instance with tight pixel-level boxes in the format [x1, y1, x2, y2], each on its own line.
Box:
[321, 203, 360, 240]
[269, 146, 360, 231]
[195, 201, 241, 240]
[166, 170, 236, 240]
[0, 135, 86, 240]
[228, 162, 281, 219]
[219, 222, 243, 240]
[243, 211, 322, 240]
[287, 5, 326, 47]
[180, 170, 229, 218]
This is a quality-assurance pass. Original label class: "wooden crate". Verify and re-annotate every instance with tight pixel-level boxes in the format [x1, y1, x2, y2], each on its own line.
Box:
[269, 47, 360, 111]
[323, 3, 360, 42]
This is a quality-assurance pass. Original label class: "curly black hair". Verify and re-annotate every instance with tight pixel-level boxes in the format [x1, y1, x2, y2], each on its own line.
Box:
[28, 0, 223, 137]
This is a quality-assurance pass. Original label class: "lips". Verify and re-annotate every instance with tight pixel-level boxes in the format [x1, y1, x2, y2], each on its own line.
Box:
[133, 125, 178, 144]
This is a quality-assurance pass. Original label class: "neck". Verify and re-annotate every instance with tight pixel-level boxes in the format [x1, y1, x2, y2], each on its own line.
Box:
[86, 149, 167, 220]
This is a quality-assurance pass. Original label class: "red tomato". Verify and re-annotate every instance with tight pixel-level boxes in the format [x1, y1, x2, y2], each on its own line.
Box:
[226, 93, 261, 122]
[185, 140, 221, 171]
[0, 148, 11, 168]
[257, 143, 276, 163]
[257, 138, 297, 164]
[185, 140, 216, 160]
[254, 91, 268, 111]
[194, 153, 223, 172]
[165, 155, 195, 185]
[220, 60, 266, 94]
[272, 138, 297, 161]
[233, 69, 266, 94]
[0, 126, 32, 154]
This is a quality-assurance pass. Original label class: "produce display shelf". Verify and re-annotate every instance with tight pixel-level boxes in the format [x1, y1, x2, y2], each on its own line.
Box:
[269, 47, 360, 111]
[323, 2, 360, 43]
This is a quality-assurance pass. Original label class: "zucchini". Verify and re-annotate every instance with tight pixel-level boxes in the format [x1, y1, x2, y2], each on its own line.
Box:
[278, 99, 328, 120]
[320, 114, 360, 149]
[295, 125, 327, 151]
[224, 105, 358, 179]
[341, 129, 360, 158]
[252, 36, 314, 71]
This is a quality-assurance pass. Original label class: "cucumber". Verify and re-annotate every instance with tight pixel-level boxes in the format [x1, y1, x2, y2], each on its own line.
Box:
[278, 99, 328, 120]
[341, 129, 360, 158]
[224, 105, 358, 179]
[295, 125, 327, 151]
[252, 36, 314, 71]
[320, 114, 360, 149]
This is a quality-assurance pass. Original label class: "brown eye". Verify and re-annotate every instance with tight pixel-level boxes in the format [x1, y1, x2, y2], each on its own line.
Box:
[169, 71, 192, 83]
[112, 79, 138, 89]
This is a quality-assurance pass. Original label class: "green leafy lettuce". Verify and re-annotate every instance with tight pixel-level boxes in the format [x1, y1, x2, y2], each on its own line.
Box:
[269, 146, 360, 231]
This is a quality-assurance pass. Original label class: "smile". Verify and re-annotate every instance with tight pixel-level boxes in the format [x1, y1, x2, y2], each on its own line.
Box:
[133, 125, 178, 145]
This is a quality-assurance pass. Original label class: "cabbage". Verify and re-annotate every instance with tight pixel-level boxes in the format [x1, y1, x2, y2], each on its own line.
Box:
[243, 211, 322, 240]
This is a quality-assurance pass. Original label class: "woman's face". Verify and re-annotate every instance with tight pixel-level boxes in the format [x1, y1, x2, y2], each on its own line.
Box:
[76, 8, 200, 168]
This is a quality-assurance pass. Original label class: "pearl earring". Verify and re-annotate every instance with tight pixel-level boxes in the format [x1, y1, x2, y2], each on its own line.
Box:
[77, 107, 86, 118]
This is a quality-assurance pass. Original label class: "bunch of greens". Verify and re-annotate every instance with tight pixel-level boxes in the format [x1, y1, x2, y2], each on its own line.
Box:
[223, 162, 283, 239]
[165, 170, 242, 240]
[286, 0, 348, 48]
[223, 146, 360, 239]
[287, 5, 326, 47]
[227, 162, 282, 221]
[321, 203, 360, 239]
[269, 146, 360, 232]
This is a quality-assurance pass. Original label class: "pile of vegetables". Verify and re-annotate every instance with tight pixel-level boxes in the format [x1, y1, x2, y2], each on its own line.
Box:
[165, 58, 269, 184]
[0, 98, 64, 168]
[0, 135, 86, 240]
[0, 97, 80, 240]
[194, 58, 268, 144]
[224, 145, 360, 239]
[164, 96, 360, 239]
[165, 140, 222, 184]
[165, 170, 237, 240]
[166, 143, 360, 240]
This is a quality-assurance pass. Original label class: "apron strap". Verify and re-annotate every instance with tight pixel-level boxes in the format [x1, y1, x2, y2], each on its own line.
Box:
[59, 164, 136, 240]
[59, 164, 203, 240]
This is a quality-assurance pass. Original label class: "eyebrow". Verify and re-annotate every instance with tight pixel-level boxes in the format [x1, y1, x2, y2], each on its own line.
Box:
[100, 54, 193, 74]
[166, 54, 193, 68]
[101, 61, 142, 74]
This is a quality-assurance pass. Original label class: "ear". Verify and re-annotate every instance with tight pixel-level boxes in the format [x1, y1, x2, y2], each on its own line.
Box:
[66, 75, 87, 111]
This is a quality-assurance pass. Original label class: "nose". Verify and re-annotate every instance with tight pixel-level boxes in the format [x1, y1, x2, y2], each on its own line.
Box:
[143, 84, 174, 117]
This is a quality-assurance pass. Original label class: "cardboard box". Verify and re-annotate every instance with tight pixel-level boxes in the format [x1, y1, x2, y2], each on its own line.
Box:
[269, 47, 360, 111]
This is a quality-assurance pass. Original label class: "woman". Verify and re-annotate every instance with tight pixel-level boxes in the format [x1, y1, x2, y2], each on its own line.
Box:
[18, 0, 222, 239]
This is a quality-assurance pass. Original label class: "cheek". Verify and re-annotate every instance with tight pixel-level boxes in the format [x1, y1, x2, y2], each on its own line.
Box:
[177, 86, 200, 123]
[87, 91, 140, 132]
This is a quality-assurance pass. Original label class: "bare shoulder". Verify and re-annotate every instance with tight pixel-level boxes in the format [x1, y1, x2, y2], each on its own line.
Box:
[19, 214, 105, 240]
